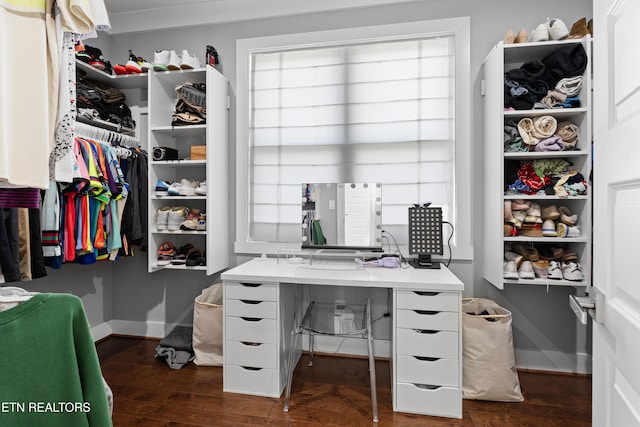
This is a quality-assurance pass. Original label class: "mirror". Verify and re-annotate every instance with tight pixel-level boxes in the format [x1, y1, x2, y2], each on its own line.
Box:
[301, 183, 382, 250]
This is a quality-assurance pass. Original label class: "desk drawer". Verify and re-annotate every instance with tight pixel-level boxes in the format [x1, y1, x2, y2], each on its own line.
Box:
[395, 382, 461, 418]
[225, 365, 280, 397]
[396, 328, 458, 359]
[396, 355, 458, 387]
[225, 341, 276, 368]
[396, 290, 458, 312]
[225, 281, 277, 301]
[226, 316, 277, 344]
[396, 309, 458, 331]
[225, 299, 277, 319]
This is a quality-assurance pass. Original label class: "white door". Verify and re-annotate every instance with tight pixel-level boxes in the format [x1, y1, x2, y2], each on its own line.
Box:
[592, 1, 640, 426]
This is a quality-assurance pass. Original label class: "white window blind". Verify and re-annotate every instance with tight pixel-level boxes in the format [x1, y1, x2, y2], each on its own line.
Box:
[248, 36, 455, 246]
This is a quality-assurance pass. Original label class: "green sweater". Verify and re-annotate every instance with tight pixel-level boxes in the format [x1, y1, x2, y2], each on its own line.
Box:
[0, 293, 112, 427]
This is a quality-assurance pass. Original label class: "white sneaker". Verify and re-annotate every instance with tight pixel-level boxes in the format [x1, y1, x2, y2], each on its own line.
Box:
[167, 50, 182, 71]
[532, 260, 549, 279]
[547, 260, 564, 279]
[503, 260, 519, 279]
[547, 18, 569, 40]
[167, 182, 181, 196]
[529, 23, 549, 42]
[195, 181, 206, 196]
[562, 262, 584, 281]
[518, 260, 535, 279]
[556, 223, 580, 238]
[180, 50, 200, 70]
[156, 206, 171, 231]
[180, 208, 200, 230]
[197, 212, 206, 230]
[167, 206, 188, 231]
[153, 50, 170, 71]
[178, 179, 198, 196]
[542, 219, 557, 237]
[504, 251, 523, 268]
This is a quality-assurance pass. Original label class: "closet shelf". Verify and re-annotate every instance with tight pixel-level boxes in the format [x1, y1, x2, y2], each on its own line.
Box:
[76, 115, 135, 136]
[76, 59, 148, 89]
[504, 151, 588, 159]
[151, 196, 206, 201]
[150, 125, 207, 137]
[504, 108, 588, 119]
[152, 264, 207, 271]
[503, 278, 587, 287]
[151, 229, 206, 235]
[503, 195, 588, 200]
[504, 236, 588, 243]
[150, 160, 207, 166]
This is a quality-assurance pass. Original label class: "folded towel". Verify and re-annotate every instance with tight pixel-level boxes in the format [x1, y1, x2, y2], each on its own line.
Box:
[555, 121, 579, 149]
[540, 90, 567, 108]
[555, 76, 583, 96]
[535, 135, 565, 152]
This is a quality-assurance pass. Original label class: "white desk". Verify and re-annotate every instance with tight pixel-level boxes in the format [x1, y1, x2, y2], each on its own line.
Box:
[221, 257, 464, 419]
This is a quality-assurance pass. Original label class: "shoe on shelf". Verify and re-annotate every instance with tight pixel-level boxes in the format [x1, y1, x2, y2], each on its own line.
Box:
[113, 64, 129, 75]
[180, 49, 201, 69]
[155, 179, 172, 197]
[525, 203, 542, 223]
[503, 29, 515, 44]
[85, 45, 107, 70]
[167, 206, 188, 231]
[514, 28, 528, 43]
[157, 240, 175, 257]
[529, 23, 549, 42]
[542, 220, 557, 237]
[532, 260, 550, 279]
[504, 251, 524, 268]
[511, 210, 525, 227]
[504, 260, 520, 279]
[180, 208, 201, 230]
[197, 212, 206, 230]
[153, 50, 171, 71]
[167, 50, 182, 71]
[167, 181, 182, 196]
[171, 243, 194, 265]
[518, 260, 535, 279]
[547, 260, 564, 279]
[511, 199, 531, 211]
[558, 206, 578, 225]
[195, 181, 206, 196]
[562, 262, 584, 281]
[125, 50, 142, 74]
[156, 205, 171, 231]
[186, 248, 205, 267]
[178, 179, 198, 196]
[75, 41, 91, 62]
[504, 223, 516, 236]
[541, 205, 560, 221]
[567, 17, 590, 40]
[556, 223, 580, 238]
[547, 18, 569, 40]
[512, 243, 539, 261]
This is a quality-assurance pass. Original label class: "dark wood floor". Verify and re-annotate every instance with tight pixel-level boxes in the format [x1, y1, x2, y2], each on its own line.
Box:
[97, 336, 591, 426]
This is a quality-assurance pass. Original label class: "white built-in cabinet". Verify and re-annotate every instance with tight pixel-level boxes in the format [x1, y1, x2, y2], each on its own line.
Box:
[483, 37, 592, 289]
[147, 66, 229, 275]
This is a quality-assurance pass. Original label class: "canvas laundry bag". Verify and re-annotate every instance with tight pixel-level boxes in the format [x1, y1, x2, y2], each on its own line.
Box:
[192, 283, 223, 366]
[462, 298, 523, 402]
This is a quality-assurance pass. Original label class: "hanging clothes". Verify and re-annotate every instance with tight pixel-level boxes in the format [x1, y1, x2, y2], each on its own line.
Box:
[0, 0, 94, 189]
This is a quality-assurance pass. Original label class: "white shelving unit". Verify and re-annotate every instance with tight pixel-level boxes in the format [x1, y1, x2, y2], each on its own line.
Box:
[482, 37, 592, 289]
[147, 66, 229, 275]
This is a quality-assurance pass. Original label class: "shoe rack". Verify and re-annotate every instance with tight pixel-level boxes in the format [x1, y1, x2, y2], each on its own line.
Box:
[147, 66, 229, 275]
[482, 36, 592, 289]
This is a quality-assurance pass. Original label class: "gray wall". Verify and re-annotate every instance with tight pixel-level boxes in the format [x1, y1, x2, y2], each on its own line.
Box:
[31, 0, 593, 371]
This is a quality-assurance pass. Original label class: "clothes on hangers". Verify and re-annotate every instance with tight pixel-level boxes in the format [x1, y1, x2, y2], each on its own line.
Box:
[0, 292, 112, 427]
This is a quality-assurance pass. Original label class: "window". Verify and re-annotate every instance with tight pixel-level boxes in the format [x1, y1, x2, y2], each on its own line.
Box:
[236, 18, 472, 259]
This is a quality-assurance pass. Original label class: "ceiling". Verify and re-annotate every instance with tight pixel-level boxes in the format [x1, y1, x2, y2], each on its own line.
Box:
[104, 0, 422, 34]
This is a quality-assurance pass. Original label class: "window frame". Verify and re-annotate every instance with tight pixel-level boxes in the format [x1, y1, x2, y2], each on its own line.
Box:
[235, 17, 472, 260]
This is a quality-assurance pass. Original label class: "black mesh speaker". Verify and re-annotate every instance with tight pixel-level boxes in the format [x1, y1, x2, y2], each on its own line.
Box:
[408, 206, 443, 269]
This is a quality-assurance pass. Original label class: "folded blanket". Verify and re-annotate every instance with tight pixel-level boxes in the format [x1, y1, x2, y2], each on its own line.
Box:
[155, 325, 195, 369]
[535, 136, 565, 152]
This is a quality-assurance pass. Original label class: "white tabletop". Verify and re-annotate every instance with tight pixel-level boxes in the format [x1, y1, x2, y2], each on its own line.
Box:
[221, 257, 464, 292]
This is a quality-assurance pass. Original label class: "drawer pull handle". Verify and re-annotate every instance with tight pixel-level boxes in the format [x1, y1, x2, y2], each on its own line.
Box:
[241, 317, 262, 322]
[414, 384, 441, 390]
[240, 300, 262, 305]
[413, 329, 439, 334]
[413, 310, 439, 315]
[240, 282, 261, 287]
[413, 356, 440, 362]
[241, 342, 262, 347]
[241, 366, 263, 371]
[413, 291, 439, 296]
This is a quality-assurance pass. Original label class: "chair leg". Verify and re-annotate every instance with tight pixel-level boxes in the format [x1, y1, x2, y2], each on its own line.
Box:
[308, 333, 314, 366]
[366, 299, 379, 423]
[283, 328, 300, 412]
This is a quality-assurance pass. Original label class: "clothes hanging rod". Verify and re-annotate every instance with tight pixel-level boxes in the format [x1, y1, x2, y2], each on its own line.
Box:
[75, 121, 140, 148]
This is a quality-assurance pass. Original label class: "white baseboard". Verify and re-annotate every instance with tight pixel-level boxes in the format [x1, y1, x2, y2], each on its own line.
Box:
[109, 319, 167, 338]
[515, 349, 592, 374]
[91, 321, 113, 342]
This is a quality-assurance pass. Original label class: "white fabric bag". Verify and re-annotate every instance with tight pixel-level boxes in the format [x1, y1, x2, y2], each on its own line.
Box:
[461, 298, 523, 402]
[192, 283, 223, 366]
